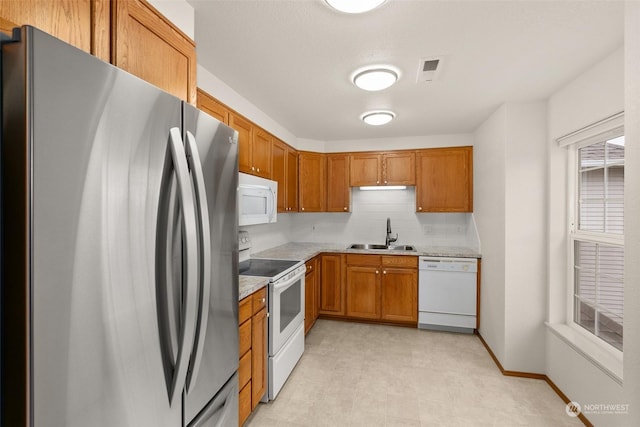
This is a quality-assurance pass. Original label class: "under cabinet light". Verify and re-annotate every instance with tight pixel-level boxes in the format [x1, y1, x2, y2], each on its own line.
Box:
[359, 186, 407, 191]
[325, 0, 386, 14]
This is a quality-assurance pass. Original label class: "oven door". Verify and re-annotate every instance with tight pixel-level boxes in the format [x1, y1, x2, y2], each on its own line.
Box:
[269, 269, 305, 356]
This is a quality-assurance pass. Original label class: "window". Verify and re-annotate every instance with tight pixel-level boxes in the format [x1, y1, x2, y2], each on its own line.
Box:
[571, 132, 624, 351]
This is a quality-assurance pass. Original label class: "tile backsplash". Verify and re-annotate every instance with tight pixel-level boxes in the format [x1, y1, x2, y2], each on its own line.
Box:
[240, 187, 480, 253]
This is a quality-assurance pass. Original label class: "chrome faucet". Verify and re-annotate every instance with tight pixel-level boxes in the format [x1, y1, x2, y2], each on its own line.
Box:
[385, 217, 398, 247]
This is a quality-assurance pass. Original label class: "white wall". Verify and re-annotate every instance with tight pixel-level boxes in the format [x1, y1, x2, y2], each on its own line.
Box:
[242, 188, 479, 254]
[546, 46, 627, 425]
[148, 0, 194, 39]
[624, 3, 640, 423]
[474, 105, 507, 364]
[474, 102, 547, 373]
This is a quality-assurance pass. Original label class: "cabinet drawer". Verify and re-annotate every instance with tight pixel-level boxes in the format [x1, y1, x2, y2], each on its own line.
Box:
[252, 287, 267, 315]
[239, 296, 252, 324]
[346, 254, 380, 266]
[381, 256, 418, 268]
[239, 317, 252, 356]
[239, 349, 252, 389]
[239, 381, 252, 426]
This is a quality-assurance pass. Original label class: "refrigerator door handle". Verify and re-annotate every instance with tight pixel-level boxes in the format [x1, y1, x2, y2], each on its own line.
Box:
[184, 131, 212, 393]
[157, 127, 200, 406]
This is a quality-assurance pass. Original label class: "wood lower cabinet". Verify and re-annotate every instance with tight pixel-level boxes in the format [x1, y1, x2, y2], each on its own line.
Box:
[319, 254, 345, 316]
[326, 153, 350, 212]
[304, 256, 320, 334]
[272, 138, 298, 212]
[112, 0, 196, 103]
[416, 146, 473, 212]
[298, 151, 325, 212]
[238, 287, 267, 426]
[344, 254, 417, 325]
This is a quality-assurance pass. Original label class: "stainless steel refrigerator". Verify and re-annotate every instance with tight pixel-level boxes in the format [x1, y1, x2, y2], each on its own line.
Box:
[1, 26, 239, 427]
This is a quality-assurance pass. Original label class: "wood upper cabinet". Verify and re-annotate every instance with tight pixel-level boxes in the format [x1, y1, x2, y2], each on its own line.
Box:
[112, 0, 196, 103]
[304, 256, 320, 334]
[319, 254, 345, 316]
[350, 153, 381, 186]
[298, 151, 325, 212]
[272, 138, 298, 212]
[252, 128, 272, 179]
[384, 152, 416, 185]
[350, 151, 415, 186]
[416, 146, 473, 212]
[0, 0, 110, 60]
[196, 88, 230, 124]
[231, 112, 272, 179]
[326, 153, 351, 212]
[345, 254, 417, 324]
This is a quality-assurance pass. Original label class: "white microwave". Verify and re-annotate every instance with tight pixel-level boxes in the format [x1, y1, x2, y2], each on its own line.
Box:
[238, 172, 277, 226]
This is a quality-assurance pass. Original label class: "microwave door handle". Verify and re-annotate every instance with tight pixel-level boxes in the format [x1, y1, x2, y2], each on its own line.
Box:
[166, 127, 200, 406]
[184, 131, 211, 393]
[269, 187, 277, 221]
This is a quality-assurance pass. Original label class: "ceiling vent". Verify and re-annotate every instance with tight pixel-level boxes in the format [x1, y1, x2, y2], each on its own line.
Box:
[417, 57, 443, 83]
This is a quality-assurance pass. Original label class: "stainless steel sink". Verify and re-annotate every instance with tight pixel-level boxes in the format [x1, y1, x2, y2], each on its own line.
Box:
[348, 243, 416, 251]
[387, 245, 416, 251]
[349, 243, 388, 250]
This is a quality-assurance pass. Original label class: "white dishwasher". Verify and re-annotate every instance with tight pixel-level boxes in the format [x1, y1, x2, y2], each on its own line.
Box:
[418, 257, 478, 333]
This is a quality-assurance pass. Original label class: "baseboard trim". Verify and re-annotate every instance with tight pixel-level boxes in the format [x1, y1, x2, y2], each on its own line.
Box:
[477, 333, 593, 427]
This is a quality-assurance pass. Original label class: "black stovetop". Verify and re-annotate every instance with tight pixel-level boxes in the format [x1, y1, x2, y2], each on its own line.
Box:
[239, 258, 300, 279]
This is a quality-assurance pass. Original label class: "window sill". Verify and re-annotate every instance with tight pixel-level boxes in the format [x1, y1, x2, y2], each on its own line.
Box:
[545, 322, 623, 385]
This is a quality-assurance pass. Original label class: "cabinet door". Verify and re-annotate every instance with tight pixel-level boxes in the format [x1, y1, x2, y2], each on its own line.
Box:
[299, 152, 326, 212]
[196, 88, 229, 124]
[304, 258, 318, 334]
[286, 148, 298, 212]
[319, 254, 344, 315]
[251, 307, 267, 409]
[416, 147, 473, 212]
[384, 152, 415, 185]
[230, 113, 253, 175]
[350, 153, 381, 186]
[326, 154, 351, 212]
[252, 128, 272, 178]
[0, 0, 96, 54]
[346, 265, 380, 319]
[112, 0, 196, 103]
[381, 268, 417, 323]
[272, 139, 287, 212]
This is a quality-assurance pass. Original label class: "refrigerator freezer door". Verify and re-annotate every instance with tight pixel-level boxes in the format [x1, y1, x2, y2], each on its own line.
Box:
[2, 27, 183, 426]
[183, 104, 239, 425]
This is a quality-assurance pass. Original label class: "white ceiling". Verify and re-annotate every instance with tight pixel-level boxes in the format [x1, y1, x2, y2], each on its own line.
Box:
[189, 0, 624, 142]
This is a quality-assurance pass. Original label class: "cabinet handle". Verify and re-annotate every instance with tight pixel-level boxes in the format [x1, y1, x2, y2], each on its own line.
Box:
[251, 166, 255, 171]
[301, 207, 305, 211]
[376, 270, 379, 274]
[376, 180, 380, 184]
[343, 207, 347, 211]
[418, 207, 423, 211]
[257, 168, 260, 172]
[383, 270, 387, 274]
[384, 180, 388, 184]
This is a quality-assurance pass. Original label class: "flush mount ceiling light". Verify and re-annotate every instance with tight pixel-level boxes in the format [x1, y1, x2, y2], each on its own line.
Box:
[352, 67, 399, 91]
[362, 111, 395, 126]
[325, 0, 386, 14]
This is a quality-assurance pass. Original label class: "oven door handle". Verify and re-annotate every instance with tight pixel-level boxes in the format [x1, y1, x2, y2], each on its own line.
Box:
[272, 270, 303, 292]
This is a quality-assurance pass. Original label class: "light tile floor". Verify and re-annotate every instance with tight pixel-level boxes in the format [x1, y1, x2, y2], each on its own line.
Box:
[246, 319, 583, 427]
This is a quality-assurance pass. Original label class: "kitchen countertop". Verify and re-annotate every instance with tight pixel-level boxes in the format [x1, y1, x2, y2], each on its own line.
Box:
[239, 242, 481, 300]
